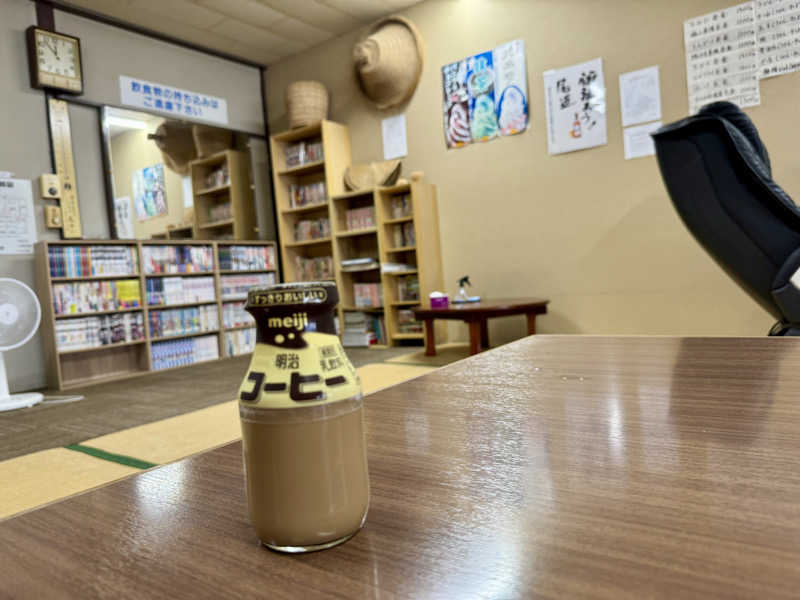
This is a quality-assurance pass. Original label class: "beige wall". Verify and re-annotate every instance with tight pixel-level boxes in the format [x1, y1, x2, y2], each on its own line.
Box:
[265, 0, 800, 342]
[110, 122, 188, 238]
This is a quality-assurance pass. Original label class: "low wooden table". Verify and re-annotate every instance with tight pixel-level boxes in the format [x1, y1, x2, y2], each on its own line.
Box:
[4, 336, 800, 598]
[412, 297, 549, 355]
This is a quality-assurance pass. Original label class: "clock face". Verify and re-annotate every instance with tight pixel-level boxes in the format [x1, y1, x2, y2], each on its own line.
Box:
[29, 29, 82, 93]
[36, 31, 78, 78]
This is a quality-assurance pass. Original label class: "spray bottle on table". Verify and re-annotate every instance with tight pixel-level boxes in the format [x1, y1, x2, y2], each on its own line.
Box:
[453, 275, 481, 304]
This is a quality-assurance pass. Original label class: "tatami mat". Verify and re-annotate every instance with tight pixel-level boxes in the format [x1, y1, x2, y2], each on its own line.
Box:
[77, 363, 437, 466]
[1, 362, 440, 520]
[0, 448, 139, 520]
[386, 343, 472, 367]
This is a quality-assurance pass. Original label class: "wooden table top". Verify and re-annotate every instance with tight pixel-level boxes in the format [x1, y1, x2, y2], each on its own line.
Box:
[3, 335, 800, 599]
[412, 296, 549, 318]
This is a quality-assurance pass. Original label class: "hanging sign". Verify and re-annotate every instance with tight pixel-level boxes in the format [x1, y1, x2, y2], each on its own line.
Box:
[120, 76, 228, 125]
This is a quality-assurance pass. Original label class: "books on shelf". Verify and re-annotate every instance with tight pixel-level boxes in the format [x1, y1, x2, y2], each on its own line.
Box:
[55, 312, 145, 352]
[289, 182, 327, 208]
[151, 335, 219, 371]
[345, 207, 376, 231]
[48, 245, 139, 278]
[221, 272, 276, 300]
[353, 283, 382, 308]
[392, 222, 415, 247]
[204, 164, 229, 189]
[396, 309, 423, 334]
[390, 193, 412, 219]
[148, 305, 219, 339]
[341, 257, 379, 272]
[222, 301, 254, 329]
[396, 275, 420, 301]
[294, 217, 330, 242]
[225, 327, 256, 356]
[142, 245, 214, 274]
[146, 276, 216, 306]
[218, 245, 275, 271]
[295, 256, 334, 281]
[208, 203, 233, 222]
[53, 279, 141, 315]
[381, 262, 416, 273]
[341, 311, 386, 347]
[284, 139, 323, 167]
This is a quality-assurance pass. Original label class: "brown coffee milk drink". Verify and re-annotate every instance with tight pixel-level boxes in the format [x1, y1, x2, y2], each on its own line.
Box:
[238, 282, 369, 553]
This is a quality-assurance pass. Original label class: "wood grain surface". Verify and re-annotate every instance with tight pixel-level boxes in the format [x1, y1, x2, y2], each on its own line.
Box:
[3, 335, 800, 599]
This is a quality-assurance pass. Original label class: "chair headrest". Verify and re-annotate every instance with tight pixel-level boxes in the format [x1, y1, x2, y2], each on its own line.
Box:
[699, 102, 771, 175]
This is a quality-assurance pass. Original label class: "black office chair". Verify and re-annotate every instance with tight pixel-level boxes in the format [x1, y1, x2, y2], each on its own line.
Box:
[653, 101, 800, 336]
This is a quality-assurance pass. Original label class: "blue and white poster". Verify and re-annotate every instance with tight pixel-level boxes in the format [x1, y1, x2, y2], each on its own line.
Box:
[120, 76, 229, 125]
[132, 163, 167, 221]
[466, 51, 499, 142]
[493, 40, 529, 136]
[441, 39, 528, 148]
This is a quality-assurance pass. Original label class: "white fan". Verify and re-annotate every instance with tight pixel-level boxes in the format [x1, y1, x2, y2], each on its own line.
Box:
[0, 278, 43, 412]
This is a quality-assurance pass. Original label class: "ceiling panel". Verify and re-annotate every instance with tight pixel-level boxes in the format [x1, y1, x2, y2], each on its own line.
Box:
[58, 0, 424, 65]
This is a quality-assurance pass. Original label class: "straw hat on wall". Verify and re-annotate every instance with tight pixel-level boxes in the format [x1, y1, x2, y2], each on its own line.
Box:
[353, 15, 424, 110]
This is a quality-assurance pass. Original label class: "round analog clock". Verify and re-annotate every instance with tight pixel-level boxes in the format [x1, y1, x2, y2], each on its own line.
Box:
[26, 26, 83, 94]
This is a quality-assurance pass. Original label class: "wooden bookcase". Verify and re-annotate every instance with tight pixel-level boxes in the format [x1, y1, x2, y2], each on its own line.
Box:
[269, 121, 445, 347]
[35, 239, 277, 390]
[190, 150, 257, 240]
[270, 120, 351, 300]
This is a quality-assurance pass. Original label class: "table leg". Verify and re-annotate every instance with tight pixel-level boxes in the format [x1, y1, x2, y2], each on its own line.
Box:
[527, 313, 537, 335]
[480, 318, 489, 350]
[469, 320, 482, 355]
[424, 320, 436, 356]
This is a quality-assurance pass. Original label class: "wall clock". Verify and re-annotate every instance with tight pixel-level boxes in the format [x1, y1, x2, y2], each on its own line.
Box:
[26, 26, 83, 94]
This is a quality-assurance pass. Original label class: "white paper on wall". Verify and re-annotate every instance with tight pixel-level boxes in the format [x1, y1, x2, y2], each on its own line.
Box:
[623, 121, 662, 160]
[619, 66, 662, 127]
[756, 0, 800, 78]
[543, 57, 607, 155]
[382, 114, 408, 160]
[114, 196, 135, 239]
[0, 179, 36, 255]
[683, 2, 760, 114]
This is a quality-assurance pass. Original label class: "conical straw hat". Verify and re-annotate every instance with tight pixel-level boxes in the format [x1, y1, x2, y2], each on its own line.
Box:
[353, 15, 424, 110]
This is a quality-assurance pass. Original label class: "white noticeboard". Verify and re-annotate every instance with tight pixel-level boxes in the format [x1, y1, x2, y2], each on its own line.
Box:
[756, 0, 800, 78]
[0, 179, 37, 255]
[382, 114, 408, 160]
[120, 76, 229, 125]
[619, 66, 662, 127]
[683, 2, 760, 114]
[623, 121, 662, 160]
[543, 57, 607, 155]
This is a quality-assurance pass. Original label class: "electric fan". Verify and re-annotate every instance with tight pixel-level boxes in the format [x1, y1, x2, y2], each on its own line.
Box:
[0, 278, 43, 411]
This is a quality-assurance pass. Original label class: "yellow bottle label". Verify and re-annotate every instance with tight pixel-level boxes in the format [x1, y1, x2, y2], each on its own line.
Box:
[238, 331, 361, 409]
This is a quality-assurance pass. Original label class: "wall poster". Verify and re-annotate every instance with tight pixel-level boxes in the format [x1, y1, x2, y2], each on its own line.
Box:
[441, 39, 528, 149]
[756, 0, 800, 78]
[0, 179, 36, 255]
[132, 164, 167, 222]
[543, 57, 608, 155]
[683, 2, 760, 114]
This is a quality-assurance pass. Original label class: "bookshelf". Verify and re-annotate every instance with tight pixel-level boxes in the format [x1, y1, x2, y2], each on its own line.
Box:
[270, 121, 444, 347]
[35, 239, 278, 390]
[190, 150, 257, 240]
[270, 120, 350, 300]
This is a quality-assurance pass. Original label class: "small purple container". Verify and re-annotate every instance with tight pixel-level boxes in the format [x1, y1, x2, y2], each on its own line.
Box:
[430, 295, 449, 309]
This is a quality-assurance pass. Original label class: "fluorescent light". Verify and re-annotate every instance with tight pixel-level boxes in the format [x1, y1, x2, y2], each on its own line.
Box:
[106, 116, 147, 130]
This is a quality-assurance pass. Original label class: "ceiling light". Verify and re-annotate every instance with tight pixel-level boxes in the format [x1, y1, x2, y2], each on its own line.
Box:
[106, 116, 147, 130]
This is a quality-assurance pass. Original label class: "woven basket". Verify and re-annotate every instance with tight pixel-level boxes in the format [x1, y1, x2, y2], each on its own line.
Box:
[286, 81, 329, 129]
[192, 125, 233, 158]
[344, 160, 402, 190]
